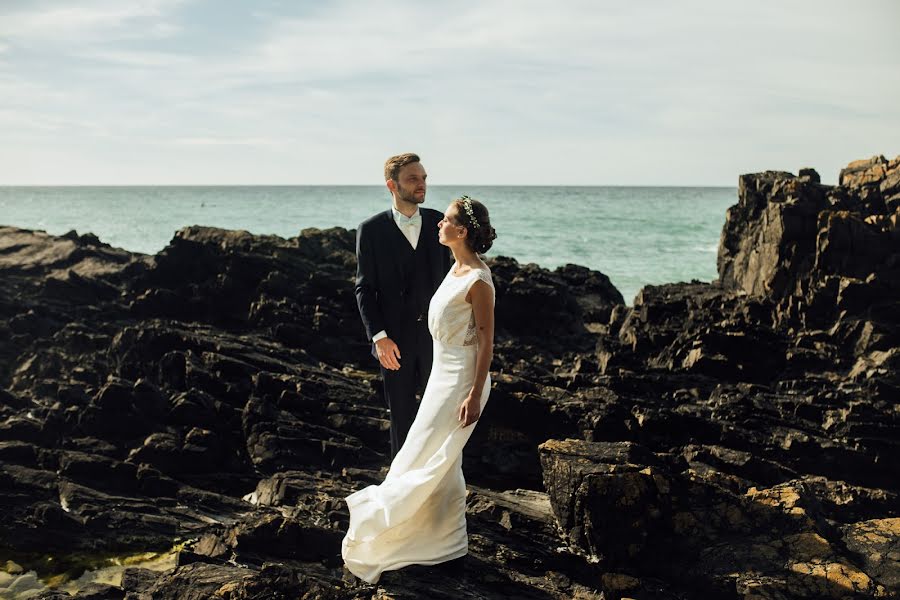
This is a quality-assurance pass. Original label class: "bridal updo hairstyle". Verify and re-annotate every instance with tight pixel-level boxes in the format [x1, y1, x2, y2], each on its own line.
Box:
[452, 196, 497, 254]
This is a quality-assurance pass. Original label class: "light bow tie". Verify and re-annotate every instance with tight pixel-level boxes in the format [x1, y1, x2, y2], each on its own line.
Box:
[397, 212, 421, 227]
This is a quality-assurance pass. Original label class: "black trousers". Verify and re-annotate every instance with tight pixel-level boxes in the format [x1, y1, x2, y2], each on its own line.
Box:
[380, 320, 434, 458]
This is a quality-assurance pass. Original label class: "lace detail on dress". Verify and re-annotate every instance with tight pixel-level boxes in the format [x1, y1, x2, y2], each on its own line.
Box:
[474, 268, 494, 292]
[462, 270, 493, 346]
[463, 312, 477, 346]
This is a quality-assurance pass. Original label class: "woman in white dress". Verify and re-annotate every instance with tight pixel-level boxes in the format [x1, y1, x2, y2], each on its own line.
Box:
[342, 196, 498, 583]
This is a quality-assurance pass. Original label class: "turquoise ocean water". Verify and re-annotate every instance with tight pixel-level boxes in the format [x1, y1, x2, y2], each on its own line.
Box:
[0, 186, 735, 304]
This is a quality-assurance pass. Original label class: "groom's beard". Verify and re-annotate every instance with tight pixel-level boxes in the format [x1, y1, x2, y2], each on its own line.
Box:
[396, 182, 425, 204]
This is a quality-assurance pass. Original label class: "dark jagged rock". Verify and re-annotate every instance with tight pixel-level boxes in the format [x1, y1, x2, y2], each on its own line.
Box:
[539, 438, 892, 598]
[129, 562, 257, 600]
[718, 170, 829, 301]
[1, 155, 898, 598]
[489, 256, 623, 348]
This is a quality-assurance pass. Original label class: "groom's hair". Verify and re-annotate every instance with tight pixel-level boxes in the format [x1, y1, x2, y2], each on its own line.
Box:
[384, 153, 421, 182]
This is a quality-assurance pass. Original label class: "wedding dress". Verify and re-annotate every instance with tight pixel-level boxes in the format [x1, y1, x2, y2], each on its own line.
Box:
[341, 266, 495, 584]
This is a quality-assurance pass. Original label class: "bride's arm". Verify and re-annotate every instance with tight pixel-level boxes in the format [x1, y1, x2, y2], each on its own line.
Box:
[459, 279, 494, 427]
[469, 280, 495, 400]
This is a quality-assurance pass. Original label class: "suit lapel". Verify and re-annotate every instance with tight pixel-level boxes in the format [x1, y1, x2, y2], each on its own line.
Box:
[415, 213, 426, 248]
[379, 209, 410, 254]
[416, 209, 433, 249]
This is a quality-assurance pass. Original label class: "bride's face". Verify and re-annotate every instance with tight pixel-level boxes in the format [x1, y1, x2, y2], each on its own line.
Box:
[437, 205, 466, 247]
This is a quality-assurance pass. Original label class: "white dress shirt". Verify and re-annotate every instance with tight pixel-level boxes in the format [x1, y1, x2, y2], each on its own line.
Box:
[392, 206, 421, 249]
[372, 206, 422, 343]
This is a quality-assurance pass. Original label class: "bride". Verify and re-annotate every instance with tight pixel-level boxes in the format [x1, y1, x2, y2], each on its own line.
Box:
[342, 195, 498, 583]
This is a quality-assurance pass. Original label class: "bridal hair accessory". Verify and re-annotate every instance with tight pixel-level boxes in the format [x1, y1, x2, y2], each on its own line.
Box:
[460, 195, 480, 229]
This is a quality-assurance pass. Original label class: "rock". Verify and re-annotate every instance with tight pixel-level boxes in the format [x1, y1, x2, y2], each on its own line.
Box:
[205, 562, 340, 600]
[59, 450, 139, 493]
[539, 438, 673, 565]
[488, 256, 622, 347]
[127, 432, 184, 473]
[69, 582, 123, 599]
[31, 591, 73, 600]
[132, 562, 256, 600]
[539, 438, 890, 598]
[718, 170, 827, 301]
[119, 567, 161, 594]
[221, 512, 343, 562]
[799, 167, 821, 183]
[841, 518, 900, 593]
[839, 155, 890, 188]
[192, 533, 229, 559]
[0, 156, 897, 597]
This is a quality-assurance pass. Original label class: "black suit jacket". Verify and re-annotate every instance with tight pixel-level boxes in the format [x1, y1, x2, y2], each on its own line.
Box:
[355, 207, 453, 353]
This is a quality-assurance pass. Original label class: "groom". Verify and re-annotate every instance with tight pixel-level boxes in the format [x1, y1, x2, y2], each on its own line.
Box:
[355, 153, 453, 458]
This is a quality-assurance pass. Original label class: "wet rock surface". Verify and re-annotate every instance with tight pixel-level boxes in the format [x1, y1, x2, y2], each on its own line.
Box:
[0, 156, 898, 599]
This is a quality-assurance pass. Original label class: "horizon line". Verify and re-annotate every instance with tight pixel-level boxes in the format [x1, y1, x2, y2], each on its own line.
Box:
[0, 183, 741, 189]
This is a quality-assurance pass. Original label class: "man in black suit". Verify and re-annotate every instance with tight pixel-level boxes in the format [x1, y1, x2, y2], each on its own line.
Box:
[355, 153, 453, 458]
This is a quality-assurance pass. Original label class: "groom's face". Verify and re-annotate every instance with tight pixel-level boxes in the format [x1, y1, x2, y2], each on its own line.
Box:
[392, 163, 427, 204]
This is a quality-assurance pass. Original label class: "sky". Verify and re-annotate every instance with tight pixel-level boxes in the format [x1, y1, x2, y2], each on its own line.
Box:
[0, 0, 898, 186]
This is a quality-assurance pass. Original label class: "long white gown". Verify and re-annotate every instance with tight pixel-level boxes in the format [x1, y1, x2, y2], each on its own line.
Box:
[341, 266, 495, 584]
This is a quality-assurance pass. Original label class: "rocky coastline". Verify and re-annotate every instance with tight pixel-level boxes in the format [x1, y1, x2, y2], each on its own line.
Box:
[1, 155, 898, 599]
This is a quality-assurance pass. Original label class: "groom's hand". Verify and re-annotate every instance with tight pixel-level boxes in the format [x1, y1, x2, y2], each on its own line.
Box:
[375, 337, 401, 371]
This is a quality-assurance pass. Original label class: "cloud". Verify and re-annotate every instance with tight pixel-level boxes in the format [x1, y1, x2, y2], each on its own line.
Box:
[172, 136, 286, 147]
[0, 0, 186, 42]
[76, 49, 191, 68]
[0, 0, 897, 185]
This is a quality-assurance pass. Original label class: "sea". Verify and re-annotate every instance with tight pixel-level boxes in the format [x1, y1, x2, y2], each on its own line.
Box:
[0, 186, 736, 304]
